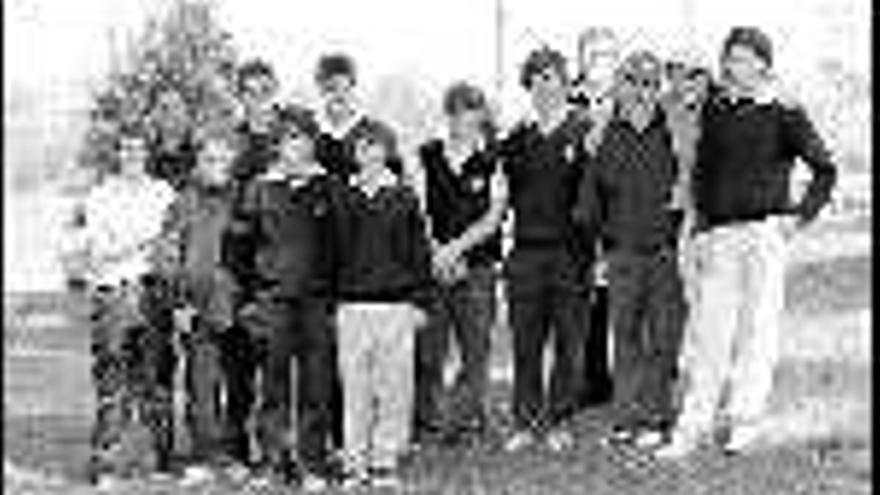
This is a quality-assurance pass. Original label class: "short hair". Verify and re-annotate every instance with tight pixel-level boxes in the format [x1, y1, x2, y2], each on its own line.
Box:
[442, 82, 489, 116]
[315, 53, 357, 85]
[520, 46, 569, 89]
[237, 58, 276, 92]
[274, 104, 321, 142]
[349, 119, 399, 161]
[115, 123, 149, 149]
[723, 27, 774, 67]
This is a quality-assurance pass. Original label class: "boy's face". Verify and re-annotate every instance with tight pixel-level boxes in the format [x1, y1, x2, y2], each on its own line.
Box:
[319, 74, 356, 120]
[240, 73, 278, 115]
[196, 141, 234, 186]
[528, 67, 568, 114]
[448, 108, 485, 141]
[118, 136, 149, 177]
[278, 131, 316, 170]
[354, 138, 387, 173]
[721, 44, 768, 91]
[616, 71, 661, 114]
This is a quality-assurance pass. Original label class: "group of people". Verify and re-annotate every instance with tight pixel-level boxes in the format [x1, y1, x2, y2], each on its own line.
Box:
[69, 25, 838, 492]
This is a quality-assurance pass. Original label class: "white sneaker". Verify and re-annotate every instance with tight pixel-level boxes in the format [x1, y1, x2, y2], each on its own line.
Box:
[95, 474, 125, 492]
[223, 463, 250, 483]
[301, 473, 329, 492]
[634, 430, 665, 450]
[722, 424, 762, 455]
[503, 430, 537, 453]
[653, 430, 700, 460]
[545, 429, 575, 452]
[179, 465, 215, 487]
[340, 471, 370, 490]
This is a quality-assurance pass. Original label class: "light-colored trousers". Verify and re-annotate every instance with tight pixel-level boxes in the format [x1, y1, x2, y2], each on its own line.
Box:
[336, 302, 423, 472]
[674, 217, 787, 435]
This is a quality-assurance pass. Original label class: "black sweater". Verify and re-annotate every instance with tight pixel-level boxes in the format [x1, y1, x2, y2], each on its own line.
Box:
[694, 93, 837, 229]
[332, 181, 433, 311]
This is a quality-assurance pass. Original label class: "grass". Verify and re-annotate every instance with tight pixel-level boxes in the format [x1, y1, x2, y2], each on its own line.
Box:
[3, 239, 872, 494]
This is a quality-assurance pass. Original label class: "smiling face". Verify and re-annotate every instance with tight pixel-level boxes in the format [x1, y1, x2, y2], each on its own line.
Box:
[319, 74, 357, 123]
[240, 73, 278, 118]
[117, 135, 149, 178]
[196, 140, 234, 186]
[448, 107, 486, 142]
[354, 137, 387, 175]
[278, 130, 316, 171]
[721, 44, 769, 93]
[528, 67, 569, 115]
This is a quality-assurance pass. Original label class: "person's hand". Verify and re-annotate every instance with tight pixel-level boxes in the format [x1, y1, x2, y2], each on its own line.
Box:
[173, 305, 197, 334]
[432, 244, 468, 284]
[408, 304, 429, 330]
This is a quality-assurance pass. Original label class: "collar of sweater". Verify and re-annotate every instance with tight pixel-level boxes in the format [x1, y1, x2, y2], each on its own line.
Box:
[349, 166, 398, 198]
[318, 108, 367, 140]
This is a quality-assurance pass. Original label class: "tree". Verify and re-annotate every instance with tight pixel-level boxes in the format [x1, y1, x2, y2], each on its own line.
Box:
[75, 0, 242, 188]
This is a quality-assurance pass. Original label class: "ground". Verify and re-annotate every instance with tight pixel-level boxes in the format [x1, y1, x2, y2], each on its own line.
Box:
[3, 215, 871, 494]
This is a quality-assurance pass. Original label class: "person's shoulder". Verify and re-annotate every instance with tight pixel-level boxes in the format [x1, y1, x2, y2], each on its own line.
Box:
[418, 138, 443, 158]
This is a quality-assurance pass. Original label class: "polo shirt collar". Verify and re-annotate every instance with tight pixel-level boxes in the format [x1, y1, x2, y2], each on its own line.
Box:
[318, 108, 367, 140]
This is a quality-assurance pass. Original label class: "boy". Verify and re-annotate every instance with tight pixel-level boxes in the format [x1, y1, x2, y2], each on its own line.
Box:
[314, 52, 403, 179]
[78, 127, 178, 487]
[233, 104, 339, 490]
[333, 119, 432, 488]
[219, 58, 282, 468]
[575, 50, 688, 447]
[656, 27, 837, 459]
[498, 46, 597, 452]
[414, 82, 504, 443]
[161, 135, 240, 485]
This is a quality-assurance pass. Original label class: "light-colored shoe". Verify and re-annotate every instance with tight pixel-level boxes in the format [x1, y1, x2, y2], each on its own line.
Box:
[340, 471, 370, 490]
[634, 430, 665, 450]
[653, 430, 700, 460]
[503, 430, 537, 453]
[179, 465, 215, 487]
[223, 463, 250, 484]
[301, 473, 329, 492]
[722, 424, 763, 455]
[370, 471, 401, 489]
[544, 428, 575, 452]
[95, 474, 126, 492]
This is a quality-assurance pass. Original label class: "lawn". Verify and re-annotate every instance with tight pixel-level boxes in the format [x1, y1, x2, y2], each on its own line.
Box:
[4, 223, 871, 494]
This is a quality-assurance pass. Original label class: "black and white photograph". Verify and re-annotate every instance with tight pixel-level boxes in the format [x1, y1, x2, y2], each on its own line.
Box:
[4, 0, 871, 493]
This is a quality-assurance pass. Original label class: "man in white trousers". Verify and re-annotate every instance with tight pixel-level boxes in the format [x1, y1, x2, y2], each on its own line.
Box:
[655, 27, 837, 459]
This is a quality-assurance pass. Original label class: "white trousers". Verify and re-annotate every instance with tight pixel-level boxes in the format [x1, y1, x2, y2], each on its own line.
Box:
[674, 217, 787, 434]
[336, 302, 422, 472]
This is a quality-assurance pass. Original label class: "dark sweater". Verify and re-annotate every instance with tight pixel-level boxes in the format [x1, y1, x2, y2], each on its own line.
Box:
[332, 180, 432, 311]
[420, 139, 502, 267]
[694, 93, 837, 229]
[577, 111, 681, 253]
[233, 171, 338, 299]
[500, 111, 593, 253]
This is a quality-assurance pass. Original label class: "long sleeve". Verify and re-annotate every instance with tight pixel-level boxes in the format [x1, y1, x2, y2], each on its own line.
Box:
[782, 105, 838, 223]
[221, 181, 262, 286]
[402, 191, 434, 312]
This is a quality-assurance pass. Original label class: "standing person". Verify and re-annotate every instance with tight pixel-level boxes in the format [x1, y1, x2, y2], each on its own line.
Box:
[570, 26, 622, 408]
[78, 127, 178, 488]
[498, 46, 597, 452]
[332, 120, 432, 488]
[655, 27, 837, 459]
[160, 135, 241, 486]
[575, 50, 688, 447]
[314, 52, 403, 179]
[232, 105, 340, 490]
[413, 82, 505, 444]
[218, 58, 283, 469]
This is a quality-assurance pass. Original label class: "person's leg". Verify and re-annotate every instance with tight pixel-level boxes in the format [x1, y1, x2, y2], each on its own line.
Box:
[372, 304, 419, 471]
[657, 227, 748, 457]
[606, 252, 650, 433]
[252, 299, 294, 473]
[507, 250, 552, 435]
[413, 286, 451, 438]
[641, 249, 688, 431]
[336, 304, 375, 477]
[722, 219, 787, 448]
[295, 300, 335, 476]
[447, 266, 496, 434]
[546, 285, 590, 429]
[581, 281, 613, 407]
[185, 318, 226, 465]
[219, 323, 257, 465]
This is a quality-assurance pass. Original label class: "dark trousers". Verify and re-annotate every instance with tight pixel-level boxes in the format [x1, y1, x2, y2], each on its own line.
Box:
[242, 295, 336, 474]
[415, 265, 496, 435]
[506, 247, 592, 432]
[607, 248, 686, 430]
[89, 277, 176, 478]
[217, 323, 258, 465]
[182, 318, 226, 464]
[579, 284, 613, 407]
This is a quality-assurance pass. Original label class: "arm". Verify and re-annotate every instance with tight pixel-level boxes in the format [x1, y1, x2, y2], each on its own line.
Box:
[782, 105, 838, 225]
[438, 164, 509, 257]
[402, 191, 435, 314]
